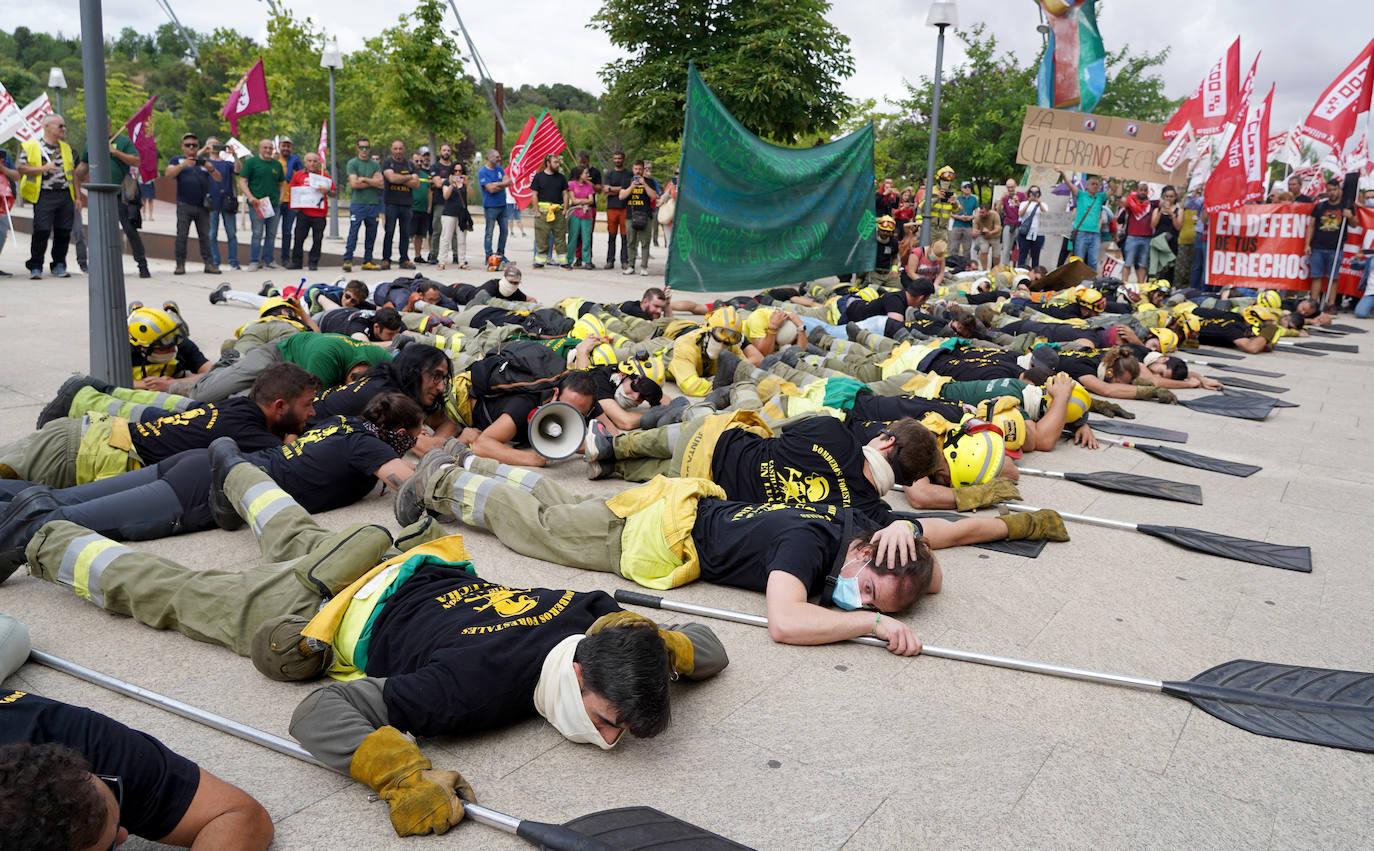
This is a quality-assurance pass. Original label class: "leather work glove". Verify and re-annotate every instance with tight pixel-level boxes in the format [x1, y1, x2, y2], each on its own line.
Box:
[999, 509, 1070, 542]
[1133, 384, 1174, 402]
[952, 479, 1022, 511]
[588, 612, 696, 677]
[350, 726, 474, 837]
[1089, 398, 1136, 419]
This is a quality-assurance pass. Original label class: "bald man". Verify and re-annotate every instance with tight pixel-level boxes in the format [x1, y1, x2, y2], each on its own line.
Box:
[286, 152, 336, 270]
[17, 114, 77, 278]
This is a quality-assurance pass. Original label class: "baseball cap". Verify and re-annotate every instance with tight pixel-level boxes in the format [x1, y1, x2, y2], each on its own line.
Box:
[419, 146, 431, 154]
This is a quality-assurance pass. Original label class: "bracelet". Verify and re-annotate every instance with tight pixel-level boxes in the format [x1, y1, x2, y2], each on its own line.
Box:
[872, 613, 882, 635]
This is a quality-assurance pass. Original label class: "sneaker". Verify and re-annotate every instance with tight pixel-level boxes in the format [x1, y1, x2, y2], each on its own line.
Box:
[206, 437, 247, 531]
[209, 283, 230, 305]
[52, 264, 71, 277]
[342, 261, 352, 272]
[533, 262, 545, 269]
[583, 422, 615, 480]
[253, 262, 264, 271]
[378, 261, 392, 270]
[361, 261, 381, 271]
[637, 268, 648, 276]
[230, 264, 242, 271]
[560, 263, 572, 269]
[0, 269, 11, 277]
[394, 448, 456, 526]
[398, 260, 415, 270]
[258, 282, 276, 297]
[621, 267, 636, 276]
[28, 269, 42, 280]
[264, 262, 278, 270]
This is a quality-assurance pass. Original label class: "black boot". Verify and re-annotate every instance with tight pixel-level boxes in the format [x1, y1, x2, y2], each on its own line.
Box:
[208, 437, 248, 531]
[0, 486, 60, 580]
[37, 375, 101, 429]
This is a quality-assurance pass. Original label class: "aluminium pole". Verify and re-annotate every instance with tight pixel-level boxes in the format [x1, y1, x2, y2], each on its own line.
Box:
[917, 23, 948, 247]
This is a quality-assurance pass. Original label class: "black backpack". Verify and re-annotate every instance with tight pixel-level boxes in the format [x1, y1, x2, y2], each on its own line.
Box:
[468, 340, 568, 397]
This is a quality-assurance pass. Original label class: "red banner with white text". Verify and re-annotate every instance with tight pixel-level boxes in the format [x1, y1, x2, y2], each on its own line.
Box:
[1208, 203, 1372, 294]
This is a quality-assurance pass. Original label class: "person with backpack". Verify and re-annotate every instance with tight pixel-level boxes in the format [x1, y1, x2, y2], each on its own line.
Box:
[448, 341, 599, 466]
[618, 159, 659, 277]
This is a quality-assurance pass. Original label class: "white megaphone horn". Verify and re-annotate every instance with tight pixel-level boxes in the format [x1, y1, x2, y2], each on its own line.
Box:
[528, 401, 588, 460]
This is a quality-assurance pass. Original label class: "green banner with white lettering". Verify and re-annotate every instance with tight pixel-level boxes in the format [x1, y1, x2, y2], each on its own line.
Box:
[666, 63, 876, 292]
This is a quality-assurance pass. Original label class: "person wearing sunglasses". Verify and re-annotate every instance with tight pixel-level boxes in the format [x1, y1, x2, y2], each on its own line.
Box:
[16, 114, 77, 279]
[342, 138, 386, 271]
[0, 617, 272, 850]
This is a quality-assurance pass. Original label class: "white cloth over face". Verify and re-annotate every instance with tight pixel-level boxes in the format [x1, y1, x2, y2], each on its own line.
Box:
[532, 634, 618, 750]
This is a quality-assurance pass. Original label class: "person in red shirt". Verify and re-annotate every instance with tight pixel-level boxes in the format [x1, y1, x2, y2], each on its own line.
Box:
[1120, 182, 1156, 283]
[286, 152, 335, 270]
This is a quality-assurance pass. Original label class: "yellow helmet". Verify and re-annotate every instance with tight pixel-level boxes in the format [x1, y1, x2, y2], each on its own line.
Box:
[1170, 301, 1197, 316]
[1255, 290, 1282, 309]
[1242, 305, 1281, 328]
[876, 215, 897, 233]
[1075, 288, 1107, 312]
[1044, 375, 1092, 425]
[1148, 327, 1180, 354]
[1172, 311, 1201, 342]
[935, 165, 955, 180]
[619, 351, 667, 385]
[942, 416, 1007, 488]
[260, 296, 307, 322]
[1067, 255, 1083, 265]
[128, 307, 184, 349]
[571, 314, 611, 341]
[975, 396, 1026, 451]
[588, 342, 620, 366]
[706, 305, 744, 334]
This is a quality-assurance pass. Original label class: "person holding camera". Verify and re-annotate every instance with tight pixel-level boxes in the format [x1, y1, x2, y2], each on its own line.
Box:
[165, 132, 222, 275]
[618, 159, 658, 276]
[202, 137, 242, 270]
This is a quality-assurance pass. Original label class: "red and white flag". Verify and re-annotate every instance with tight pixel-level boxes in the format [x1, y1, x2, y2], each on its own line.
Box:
[1158, 121, 1194, 171]
[1290, 162, 1326, 198]
[2, 94, 54, 144]
[119, 96, 160, 182]
[0, 81, 22, 142]
[221, 58, 271, 137]
[507, 110, 566, 210]
[1206, 80, 1268, 214]
[1164, 38, 1240, 139]
[317, 118, 328, 163]
[1297, 38, 1374, 149]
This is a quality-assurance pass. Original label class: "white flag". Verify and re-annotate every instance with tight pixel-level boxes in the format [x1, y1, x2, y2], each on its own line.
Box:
[1, 94, 53, 144]
[1158, 121, 1195, 171]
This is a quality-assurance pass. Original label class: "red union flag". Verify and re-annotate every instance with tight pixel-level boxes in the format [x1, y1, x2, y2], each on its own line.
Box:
[221, 58, 271, 137]
[507, 110, 566, 210]
[1242, 86, 1274, 202]
[1297, 38, 1374, 148]
[121, 96, 159, 182]
[1205, 77, 1257, 215]
[1165, 38, 1240, 139]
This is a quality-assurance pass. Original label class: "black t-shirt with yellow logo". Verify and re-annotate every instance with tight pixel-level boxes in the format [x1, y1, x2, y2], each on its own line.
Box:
[1194, 307, 1253, 345]
[925, 347, 1023, 382]
[380, 156, 416, 207]
[130, 396, 281, 463]
[308, 375, 404, 425]
[364, 561, 619, 737]
[691, 499, 850, 596]
[251, 416, 397, 513]
[711, 416, 891, 527]
[1053, 347, 1106, 380]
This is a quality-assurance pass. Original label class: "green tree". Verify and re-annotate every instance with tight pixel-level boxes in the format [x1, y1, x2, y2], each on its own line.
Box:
[591, 0, 855, 143]
[381, 0, 480, 153]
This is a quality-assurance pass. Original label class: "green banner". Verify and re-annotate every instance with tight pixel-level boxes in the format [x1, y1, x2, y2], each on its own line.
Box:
[666, 64, 876, 292]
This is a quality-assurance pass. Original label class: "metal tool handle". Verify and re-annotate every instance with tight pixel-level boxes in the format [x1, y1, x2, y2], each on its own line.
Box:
[1016, 467, 1065, 479]
[1002, 502, 1141, 531]
[611, 592, 1161, 690]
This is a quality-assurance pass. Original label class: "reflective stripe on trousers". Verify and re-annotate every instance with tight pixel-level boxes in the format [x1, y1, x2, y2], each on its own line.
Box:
[57, 532, 132, 606]
[239, 479, 294, 537]
[449, 471, 498, 527]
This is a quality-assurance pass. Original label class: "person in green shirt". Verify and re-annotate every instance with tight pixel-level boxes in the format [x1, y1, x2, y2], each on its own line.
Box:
[410, 149, 431, 264]
[73, 127, 148, 278]
[164, 332, 392, 402]
[238, 139, 285, 269]
[343, 137, 384, 271]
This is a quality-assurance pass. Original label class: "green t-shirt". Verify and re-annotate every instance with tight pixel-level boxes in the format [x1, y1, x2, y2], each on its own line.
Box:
[347, 156, 381, 205]
[78, 135, 140, 184]
[412, 169, 430, 212]
[241, 156, 285, 208]
[940, 377, 1032, 417]
[277, 332, 392, 386]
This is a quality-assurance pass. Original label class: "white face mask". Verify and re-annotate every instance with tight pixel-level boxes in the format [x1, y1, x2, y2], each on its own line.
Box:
[532, 635, 618, 750]
[705, 337, 725, 360]
[147, 348, 177, 363]
[499, 277, 519, 297]
[614, 382, 640, 410]
[861, 445, 895, 493]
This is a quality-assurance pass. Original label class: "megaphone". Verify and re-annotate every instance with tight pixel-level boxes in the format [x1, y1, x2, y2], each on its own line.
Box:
[528, 401, 588, 460]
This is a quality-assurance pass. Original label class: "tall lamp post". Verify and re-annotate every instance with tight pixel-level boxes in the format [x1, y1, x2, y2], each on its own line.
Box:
[320, 37, 342, 239]
[48, 67, 67, 114]
[918, 1, 957, 247]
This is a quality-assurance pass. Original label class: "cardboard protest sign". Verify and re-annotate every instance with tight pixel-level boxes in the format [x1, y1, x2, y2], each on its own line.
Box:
[1017, 107, 1186, 184]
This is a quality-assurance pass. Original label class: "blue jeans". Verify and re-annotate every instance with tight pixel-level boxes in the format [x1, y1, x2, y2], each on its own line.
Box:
[483, 206, 509, 259]
[344, 203, 382, 262]
[1122, 235, 1150, 269]
[207, 208, 239, 268]
[1072, 231, 1101, 270]
[383, 203, 412, 262]
[279, 206, 297, 262]
[1356, 265, 1374, 317]
[249, 208, 280, 265]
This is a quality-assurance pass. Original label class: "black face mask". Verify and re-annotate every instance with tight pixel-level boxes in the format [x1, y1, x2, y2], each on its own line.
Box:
[361, 421, 417, 456]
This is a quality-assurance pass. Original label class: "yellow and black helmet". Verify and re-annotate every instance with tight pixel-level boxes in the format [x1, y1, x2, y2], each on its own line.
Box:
[128, 307, 184, 349]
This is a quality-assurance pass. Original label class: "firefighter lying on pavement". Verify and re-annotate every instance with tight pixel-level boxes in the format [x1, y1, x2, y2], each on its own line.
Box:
[5, 446, 726, 837]
[395, 447, 1069, 657]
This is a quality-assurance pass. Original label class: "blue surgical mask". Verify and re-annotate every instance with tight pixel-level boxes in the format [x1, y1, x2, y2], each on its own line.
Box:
[831, 557, 869, 611]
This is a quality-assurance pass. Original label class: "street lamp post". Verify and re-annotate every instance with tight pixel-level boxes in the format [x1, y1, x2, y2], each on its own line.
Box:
[47, 67, 67, 115]
[918, 1, 958, 248]
[320, 37, 343, 239]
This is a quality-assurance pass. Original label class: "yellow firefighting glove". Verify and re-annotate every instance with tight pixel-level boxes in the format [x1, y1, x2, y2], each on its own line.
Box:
[350, 726, 474, 837]
[1089, 398, 1135, 419]
[587, 612, 695, 676]
[952, 479, 1022, 511]
[999, 509, 1069, 542]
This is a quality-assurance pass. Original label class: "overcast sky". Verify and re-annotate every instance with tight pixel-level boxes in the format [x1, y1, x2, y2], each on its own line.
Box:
[14, 0, 1372, 140]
